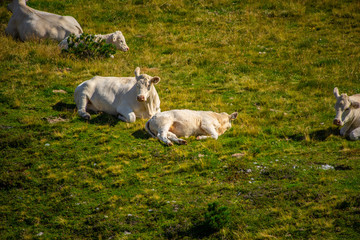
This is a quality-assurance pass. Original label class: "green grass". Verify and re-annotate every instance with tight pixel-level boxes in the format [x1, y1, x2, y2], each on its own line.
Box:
[1, 0, 360, 239]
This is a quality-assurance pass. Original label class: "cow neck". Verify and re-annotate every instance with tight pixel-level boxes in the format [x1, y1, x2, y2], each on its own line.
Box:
[342, 110, 358, 135]
[144, 85, 158, 116]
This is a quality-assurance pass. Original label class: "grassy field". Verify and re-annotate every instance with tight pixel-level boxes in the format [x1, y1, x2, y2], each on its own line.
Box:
[1, 0, 360, 239]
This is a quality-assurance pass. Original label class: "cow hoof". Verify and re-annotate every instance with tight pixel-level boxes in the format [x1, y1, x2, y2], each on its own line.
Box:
[167, 142, 174, 146]
[179, 140, 187, 145]
[83, 115, 91, 120]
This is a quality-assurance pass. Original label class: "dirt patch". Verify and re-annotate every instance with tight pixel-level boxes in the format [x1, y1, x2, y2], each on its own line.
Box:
[45, 116, 68, 124]
[52, 89, 67, 94]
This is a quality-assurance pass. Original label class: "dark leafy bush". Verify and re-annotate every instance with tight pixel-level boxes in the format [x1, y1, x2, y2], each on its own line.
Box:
[203, 202, 230, 231]
[62, 33, 116, 59]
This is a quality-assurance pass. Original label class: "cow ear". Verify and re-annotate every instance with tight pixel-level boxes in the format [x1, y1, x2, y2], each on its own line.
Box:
[151, 77, 161, 84]
[230, 112, 238, 120]
[351, 101, 360, 109]
[333, 87, 340, 98]
[134, 67, 141, 78]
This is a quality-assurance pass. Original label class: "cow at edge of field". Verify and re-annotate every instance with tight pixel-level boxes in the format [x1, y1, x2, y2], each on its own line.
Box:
[5, 0, 83, 41]
[74, 67, 161, 123]
[333, 87, 360, 140]
[145, 109, 238, 146]
[59, 31, 129, 52]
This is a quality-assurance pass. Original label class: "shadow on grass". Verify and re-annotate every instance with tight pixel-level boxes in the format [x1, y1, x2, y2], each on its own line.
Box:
[132, 129, 151, 139]
[52, 101, 76, 112]
[165, 224, 217, 239]
[53, 101, 121, 126]
[89, 113, 120, 126]
[288, 127, 339, 141]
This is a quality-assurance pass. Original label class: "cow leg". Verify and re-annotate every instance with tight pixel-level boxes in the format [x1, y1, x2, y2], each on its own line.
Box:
[197, 123, 218, 140]
[76, 94, 91, 120]
[167, 132, 187, 145]
[340, 126, 347, 136]
[155, 123, 174, 146]
[117, 107, 136, 123]
[349, 128, 360, 141]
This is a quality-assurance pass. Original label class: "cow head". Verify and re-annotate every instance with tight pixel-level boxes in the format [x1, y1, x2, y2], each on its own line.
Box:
[110, 31, 129, 52]
[217, 112, 238, 135]
[333, 87, 360, 126]
[134, 67, 160, 102]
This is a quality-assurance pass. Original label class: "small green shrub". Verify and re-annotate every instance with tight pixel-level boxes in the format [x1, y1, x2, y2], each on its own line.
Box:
[62, 33, 116, 59]
[203, 202, 230, 231]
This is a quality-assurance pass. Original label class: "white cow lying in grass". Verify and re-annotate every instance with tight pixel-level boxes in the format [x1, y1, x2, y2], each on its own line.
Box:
[333, 87, 360, 140]
[74, 67, 161, 123]
[59, 31, 129, 52]
[5, 0, 83, 41]
[145, 109, 238, 146]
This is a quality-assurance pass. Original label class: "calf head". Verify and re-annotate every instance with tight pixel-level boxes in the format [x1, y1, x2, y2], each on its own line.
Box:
[110, 31, 129, 52]
[333, 87, 360, 126]
[217, 112, 238, 135]
[134, 67, 160, 102]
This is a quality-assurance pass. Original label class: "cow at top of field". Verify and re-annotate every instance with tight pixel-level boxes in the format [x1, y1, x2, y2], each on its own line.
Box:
[145, 109, 238, 146]
[74, 67, 161, 123]
[333, 87, 360, 140]
[59, 31, 129, 52]
[5, 0, 83, 41]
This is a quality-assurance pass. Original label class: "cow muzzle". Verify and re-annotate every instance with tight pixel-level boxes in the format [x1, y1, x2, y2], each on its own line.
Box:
[137, 95, 145, 102]
[333, 119, 342, 126]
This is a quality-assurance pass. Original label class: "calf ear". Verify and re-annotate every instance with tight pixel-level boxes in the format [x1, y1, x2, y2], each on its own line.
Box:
[333, 87, 340, 98]
[230, 112, 238, 120]
[351, 101, 360, 109]
[134, 67, 141, 78]
[151, 77, 161, 84]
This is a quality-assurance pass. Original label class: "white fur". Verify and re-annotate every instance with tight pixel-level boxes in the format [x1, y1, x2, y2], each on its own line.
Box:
[59, 31, 129, 52]
[5, 0, 83, 41]
[145, 110, 237, 146]
[333, 87, 360, 140]
[74, 67, 161, 123]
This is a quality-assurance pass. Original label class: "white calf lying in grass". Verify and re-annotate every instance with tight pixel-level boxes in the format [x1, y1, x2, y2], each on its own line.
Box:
[333, 87, 360, 140]
[59, 31, 129, 52]
[145, 109, 238, 146]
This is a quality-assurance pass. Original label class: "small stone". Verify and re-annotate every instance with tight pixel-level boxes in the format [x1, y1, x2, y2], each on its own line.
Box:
[52, 89, 67, 94]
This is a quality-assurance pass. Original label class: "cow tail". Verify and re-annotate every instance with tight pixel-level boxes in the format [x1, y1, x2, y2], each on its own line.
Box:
[145, 119, 156, 138]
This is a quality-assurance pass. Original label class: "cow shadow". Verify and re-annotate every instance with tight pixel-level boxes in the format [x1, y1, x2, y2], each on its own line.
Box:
[52, 101, 120, 126]
[310, 127, 340, 140]
[52, 101, 76, 112]
[89, 113, 120, 126]
[132, 129, 151, 139]
[288, 127, 339, 141]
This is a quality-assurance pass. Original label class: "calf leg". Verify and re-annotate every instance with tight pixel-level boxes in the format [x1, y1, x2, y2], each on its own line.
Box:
[167, 132, 187, 145]
[349, 127, 360, 141]
[197, 123, 219, 140]
[155, 123, 174, 146]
